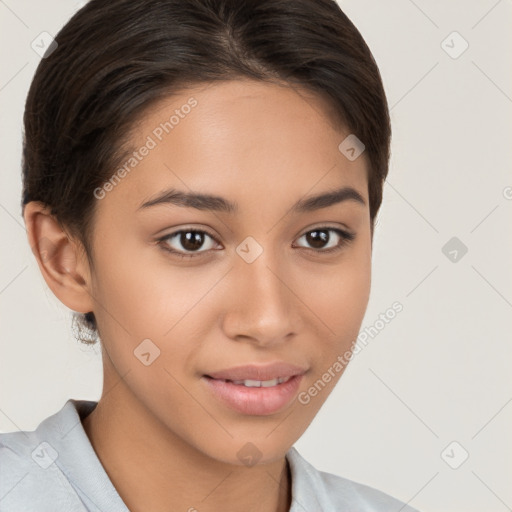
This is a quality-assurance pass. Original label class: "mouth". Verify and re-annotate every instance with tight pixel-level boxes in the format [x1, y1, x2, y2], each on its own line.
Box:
[203, 375, 293, 387]
[201, 372, 305, 415]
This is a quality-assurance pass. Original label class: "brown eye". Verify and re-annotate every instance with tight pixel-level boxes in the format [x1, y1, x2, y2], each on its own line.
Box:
[294, 227, 355, 253]
[158, 229, 219, 258]
[305, 230, 330, 249]
[178, 231, 206, 251]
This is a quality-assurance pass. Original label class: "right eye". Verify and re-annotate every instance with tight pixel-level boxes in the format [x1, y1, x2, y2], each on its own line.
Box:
[157, 228, 221, 259]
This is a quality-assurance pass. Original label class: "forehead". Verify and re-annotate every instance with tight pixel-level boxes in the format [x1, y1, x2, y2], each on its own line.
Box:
[99, 79, 369, 216]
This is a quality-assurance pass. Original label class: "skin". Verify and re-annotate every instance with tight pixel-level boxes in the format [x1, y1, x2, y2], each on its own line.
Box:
[24, 79, 372, 512]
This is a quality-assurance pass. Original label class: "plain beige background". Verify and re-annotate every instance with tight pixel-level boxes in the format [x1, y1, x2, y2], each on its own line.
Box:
[1, 1, 511, 511]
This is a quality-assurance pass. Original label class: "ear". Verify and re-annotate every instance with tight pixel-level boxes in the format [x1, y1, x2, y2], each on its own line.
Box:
[23, 201, 95, 315]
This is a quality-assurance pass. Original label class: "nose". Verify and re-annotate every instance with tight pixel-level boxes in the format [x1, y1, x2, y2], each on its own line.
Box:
[220, 248, 303, 347]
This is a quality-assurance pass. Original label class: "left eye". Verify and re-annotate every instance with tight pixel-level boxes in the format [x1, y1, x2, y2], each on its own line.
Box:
[294, 227, 354, 253]
[157, 226, 354, 259]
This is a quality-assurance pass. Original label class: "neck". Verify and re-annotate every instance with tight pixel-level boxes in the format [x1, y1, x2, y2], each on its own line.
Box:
[82, 374, 292, 512]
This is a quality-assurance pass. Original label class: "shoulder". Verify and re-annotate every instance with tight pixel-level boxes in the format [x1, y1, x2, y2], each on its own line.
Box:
[0, 401, 93, 512]
[286, 447, 421, 512]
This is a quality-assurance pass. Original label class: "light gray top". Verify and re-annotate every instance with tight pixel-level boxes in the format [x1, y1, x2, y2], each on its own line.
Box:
[0, 399, 420, 511]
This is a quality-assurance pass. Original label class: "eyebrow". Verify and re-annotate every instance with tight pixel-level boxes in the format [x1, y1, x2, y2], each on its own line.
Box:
[138, 185, 366, 214]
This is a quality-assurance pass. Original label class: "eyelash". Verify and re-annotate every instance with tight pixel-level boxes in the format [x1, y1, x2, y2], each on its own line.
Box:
[157, 226, 355, 260]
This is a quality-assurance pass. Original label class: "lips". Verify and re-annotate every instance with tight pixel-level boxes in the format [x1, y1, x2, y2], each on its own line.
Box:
[202, 362, 309, 415]
[201, 373, 305, 415]
[204, 362, 308, 382]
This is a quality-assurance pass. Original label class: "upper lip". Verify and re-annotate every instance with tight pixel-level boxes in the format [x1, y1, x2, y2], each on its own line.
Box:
[205, 362, 308, 381]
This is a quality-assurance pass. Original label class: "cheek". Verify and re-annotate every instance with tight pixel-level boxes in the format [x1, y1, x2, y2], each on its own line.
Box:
[308, 244, 371, 330]
[90, 237, 223, 350]
[293, 250, 371, 411]
[87, 236, 160, 352]
[299, 241, 372, 379]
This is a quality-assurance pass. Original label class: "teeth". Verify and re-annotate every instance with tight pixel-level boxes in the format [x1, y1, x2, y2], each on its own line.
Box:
[229, 376, 292, 387]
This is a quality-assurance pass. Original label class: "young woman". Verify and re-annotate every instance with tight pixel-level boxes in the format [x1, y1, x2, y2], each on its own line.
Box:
[1, 1, 421, 511]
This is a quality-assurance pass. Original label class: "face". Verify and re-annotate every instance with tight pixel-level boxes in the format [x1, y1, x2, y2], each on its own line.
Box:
[86, 79, 372, 465]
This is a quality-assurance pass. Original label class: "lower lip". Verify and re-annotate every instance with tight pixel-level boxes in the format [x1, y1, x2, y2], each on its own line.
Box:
[201, 374, 304, 415]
